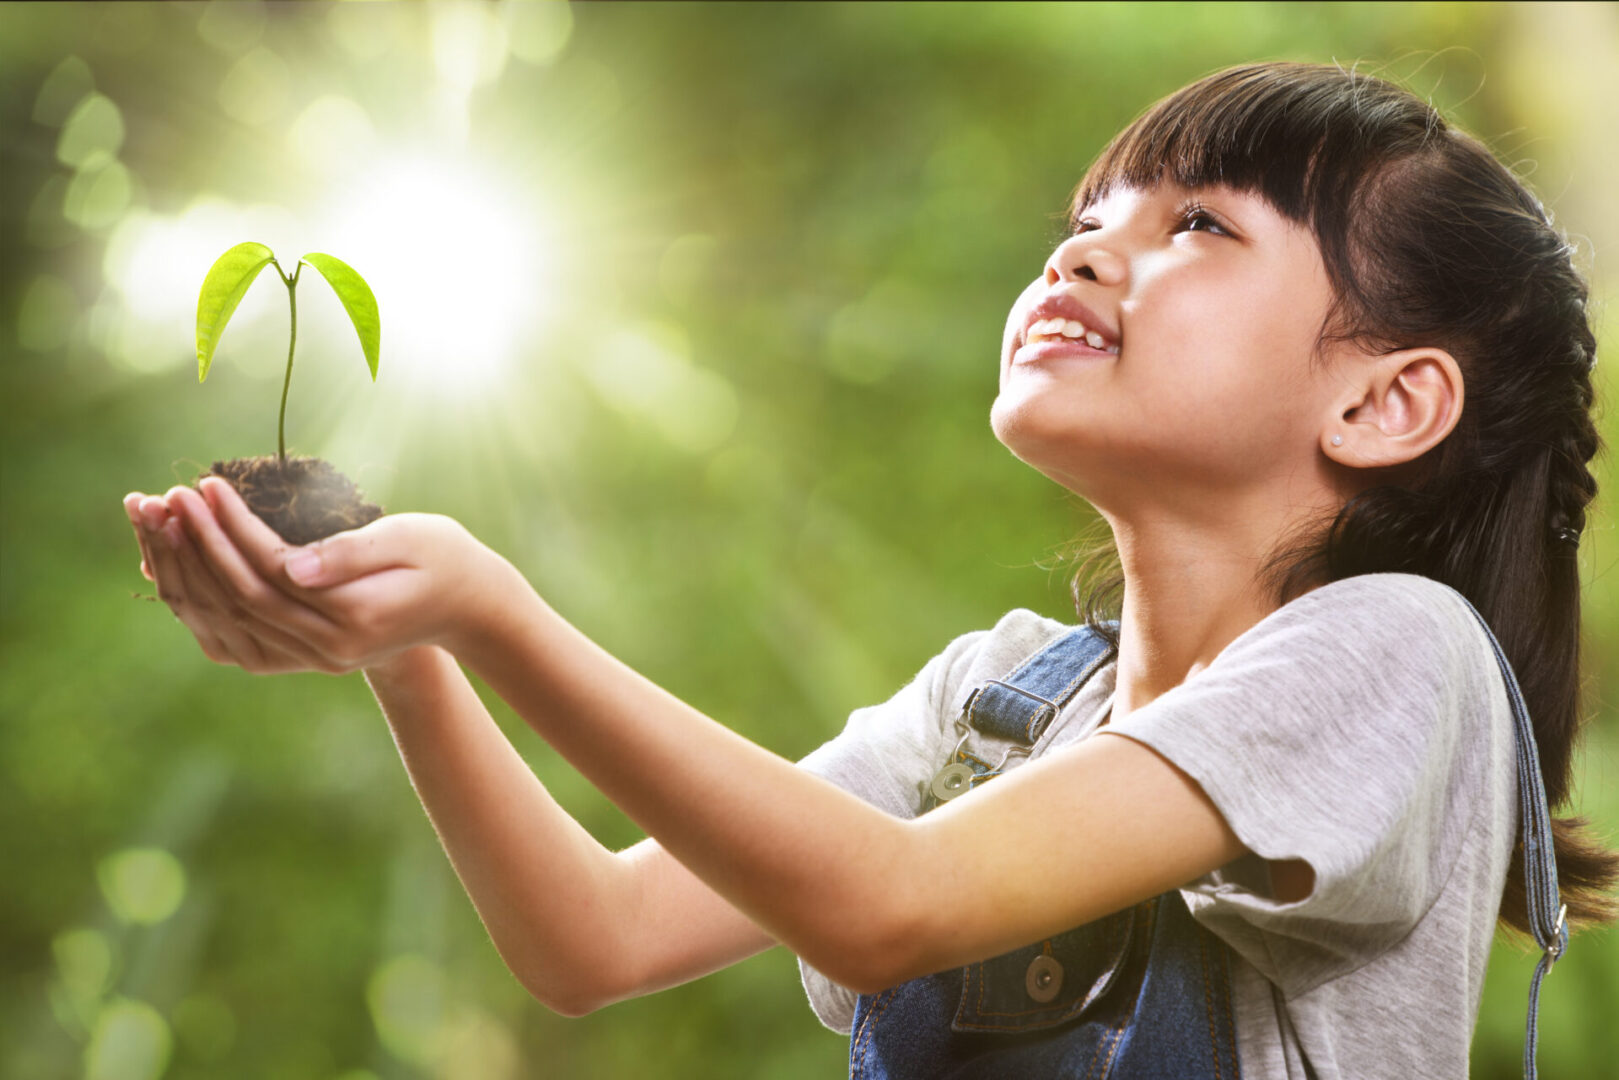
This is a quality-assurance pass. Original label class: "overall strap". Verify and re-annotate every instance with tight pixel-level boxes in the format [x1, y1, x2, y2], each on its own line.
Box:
[960, 625, 1117, 744]
[1450, 595, 1568, 1080]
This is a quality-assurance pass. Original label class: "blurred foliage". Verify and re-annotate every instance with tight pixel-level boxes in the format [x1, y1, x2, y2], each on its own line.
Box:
[2, 3, 1617, 1078]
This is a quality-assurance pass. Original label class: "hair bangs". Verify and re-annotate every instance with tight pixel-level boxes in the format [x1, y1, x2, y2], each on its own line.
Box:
[1069, 63, 1425, 232]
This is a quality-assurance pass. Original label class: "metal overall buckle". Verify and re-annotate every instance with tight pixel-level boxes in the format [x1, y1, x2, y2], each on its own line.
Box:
[926, 681, 1059, 804]
[1545, 903, 1568, 962]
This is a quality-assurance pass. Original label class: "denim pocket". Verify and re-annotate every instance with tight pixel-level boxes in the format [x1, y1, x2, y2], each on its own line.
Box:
[951, 903, 1141, 1033]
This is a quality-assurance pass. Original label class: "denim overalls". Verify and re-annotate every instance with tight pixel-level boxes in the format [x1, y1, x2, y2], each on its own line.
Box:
[848, 593, 1569, 1080]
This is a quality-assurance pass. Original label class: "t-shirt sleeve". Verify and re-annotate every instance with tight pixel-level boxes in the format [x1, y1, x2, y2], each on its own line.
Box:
[1100, 573, 1503, 996]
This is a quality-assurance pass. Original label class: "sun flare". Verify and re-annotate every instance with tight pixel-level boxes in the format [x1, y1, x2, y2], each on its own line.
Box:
[320, 155, 548, 401]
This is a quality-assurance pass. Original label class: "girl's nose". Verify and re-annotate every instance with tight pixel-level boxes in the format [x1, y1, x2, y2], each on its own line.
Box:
[1043, 235, 1123, 287]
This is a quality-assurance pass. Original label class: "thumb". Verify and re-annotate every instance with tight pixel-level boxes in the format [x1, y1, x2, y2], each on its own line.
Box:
[282, 515, 415, 588]
[285, 545, 328, 586]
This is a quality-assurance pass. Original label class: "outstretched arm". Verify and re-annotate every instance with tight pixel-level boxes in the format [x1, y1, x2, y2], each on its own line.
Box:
[134, 479, 1246, 994]
[127, 487, 771, 1014]
[362, 645, 775, 1014]
[451, 586, 1246, 989]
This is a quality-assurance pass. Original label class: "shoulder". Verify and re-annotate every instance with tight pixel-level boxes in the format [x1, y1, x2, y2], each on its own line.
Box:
[1144, 572, 1509, 785]
[1160, 574, 1510, 808]
[1217, 572, 1492, 682]
[1291, 572, 1477, 626]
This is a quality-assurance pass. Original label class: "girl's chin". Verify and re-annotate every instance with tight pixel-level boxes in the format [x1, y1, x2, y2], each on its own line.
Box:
[990, 399, 1147, 501]
[990, 389, 1094, 450]
[991, 401, 1087, 473]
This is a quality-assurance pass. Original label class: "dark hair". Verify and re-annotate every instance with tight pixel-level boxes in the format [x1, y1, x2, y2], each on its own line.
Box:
[1066, 62, 1616, 935]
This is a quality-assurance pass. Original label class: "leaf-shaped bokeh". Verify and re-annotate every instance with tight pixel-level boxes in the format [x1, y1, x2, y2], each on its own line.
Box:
[301, 252, 380, 380]
[195, 241, 275, 382]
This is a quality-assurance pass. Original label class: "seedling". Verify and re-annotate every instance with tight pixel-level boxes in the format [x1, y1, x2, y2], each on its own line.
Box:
[192, 242, 384, 544]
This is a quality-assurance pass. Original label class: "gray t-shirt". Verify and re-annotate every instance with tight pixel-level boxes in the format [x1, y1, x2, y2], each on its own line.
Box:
[796, 572, 1518, 1079]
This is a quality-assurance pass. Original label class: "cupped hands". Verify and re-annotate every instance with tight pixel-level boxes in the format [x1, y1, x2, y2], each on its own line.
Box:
[123, 477, 511, 676]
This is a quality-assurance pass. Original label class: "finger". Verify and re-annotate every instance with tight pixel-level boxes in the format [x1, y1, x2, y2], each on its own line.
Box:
[125, 493, 157, 582]
[138, 493, 171, 531]
[166, 491, 356, 671]
[151, 517, 239, 665]
[193, 476, 401, 594]
[201, 477, 416, 591]
[132, 493, 328, 672]
[141, 498, 188, 607]
[192, 477, 299, 583]
[166, 485, 342, 643]
[139, 493, 186, 590]
[161, 516, 330, 673]
[133, 524, 155, 582]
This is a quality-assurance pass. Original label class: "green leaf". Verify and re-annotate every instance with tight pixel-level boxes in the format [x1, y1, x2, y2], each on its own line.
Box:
[195, 241, 276, 382]
[300, 252, 380, 380]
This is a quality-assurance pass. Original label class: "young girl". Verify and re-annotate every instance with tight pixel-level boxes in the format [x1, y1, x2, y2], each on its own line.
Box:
[125, 62, 1614, 1078]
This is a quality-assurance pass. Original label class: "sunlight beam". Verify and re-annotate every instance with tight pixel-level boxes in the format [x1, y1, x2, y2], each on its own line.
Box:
[320, 155, 548, 401]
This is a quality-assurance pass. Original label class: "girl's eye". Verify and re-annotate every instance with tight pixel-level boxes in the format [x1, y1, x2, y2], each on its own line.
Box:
[1176, 205, 1230, 237]
[1068, 217, 1099, 236]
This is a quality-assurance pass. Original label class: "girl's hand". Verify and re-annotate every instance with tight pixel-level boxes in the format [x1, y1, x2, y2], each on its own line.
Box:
[123, 477, 511, 675]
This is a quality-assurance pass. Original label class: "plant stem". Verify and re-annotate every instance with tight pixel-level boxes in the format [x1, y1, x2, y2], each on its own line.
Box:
[275, 261, 302, 463]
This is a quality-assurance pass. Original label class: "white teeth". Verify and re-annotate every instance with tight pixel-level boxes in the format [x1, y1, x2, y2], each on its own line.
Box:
[1028, 317, 1087, 341]
[1025, 315, 1120, 354]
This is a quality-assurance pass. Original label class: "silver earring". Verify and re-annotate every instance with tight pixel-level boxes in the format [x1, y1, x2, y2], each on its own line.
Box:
[1331, 435, 1344, 446]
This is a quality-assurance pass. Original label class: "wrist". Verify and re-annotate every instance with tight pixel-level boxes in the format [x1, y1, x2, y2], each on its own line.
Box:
[363, 644, 449, 688]
[444, 548, 545, 666]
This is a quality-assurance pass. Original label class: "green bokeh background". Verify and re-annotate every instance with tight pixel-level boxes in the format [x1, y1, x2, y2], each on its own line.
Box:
[3, 3, 1617, 1078]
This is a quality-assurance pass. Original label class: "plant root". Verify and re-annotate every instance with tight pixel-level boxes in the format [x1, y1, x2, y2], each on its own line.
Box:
[203, 455, 383, 545]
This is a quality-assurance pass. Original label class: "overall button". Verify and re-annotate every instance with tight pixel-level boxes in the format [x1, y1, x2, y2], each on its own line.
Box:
[1025, 953, 1063, 1003]
[929, 762, 975, 803]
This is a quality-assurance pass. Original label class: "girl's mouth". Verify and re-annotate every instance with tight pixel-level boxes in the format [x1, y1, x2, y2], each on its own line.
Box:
[1012, 335, 1119, 366]
[1025, 317, 1119, 354]
[1012, 312, 1121, 367]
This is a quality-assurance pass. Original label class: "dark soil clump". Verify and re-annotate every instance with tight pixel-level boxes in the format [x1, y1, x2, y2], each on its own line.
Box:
[204, 455, 383, 545]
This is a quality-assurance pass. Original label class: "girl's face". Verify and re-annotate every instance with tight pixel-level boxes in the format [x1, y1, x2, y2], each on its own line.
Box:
[991, 182, 1342, 517]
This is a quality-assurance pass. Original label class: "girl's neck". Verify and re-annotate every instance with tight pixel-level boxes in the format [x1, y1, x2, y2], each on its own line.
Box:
[1105, 508, 1315, 725]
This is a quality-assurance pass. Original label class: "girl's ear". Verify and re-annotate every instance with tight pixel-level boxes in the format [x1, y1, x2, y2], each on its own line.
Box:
[1324, 347, 1464, 469]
